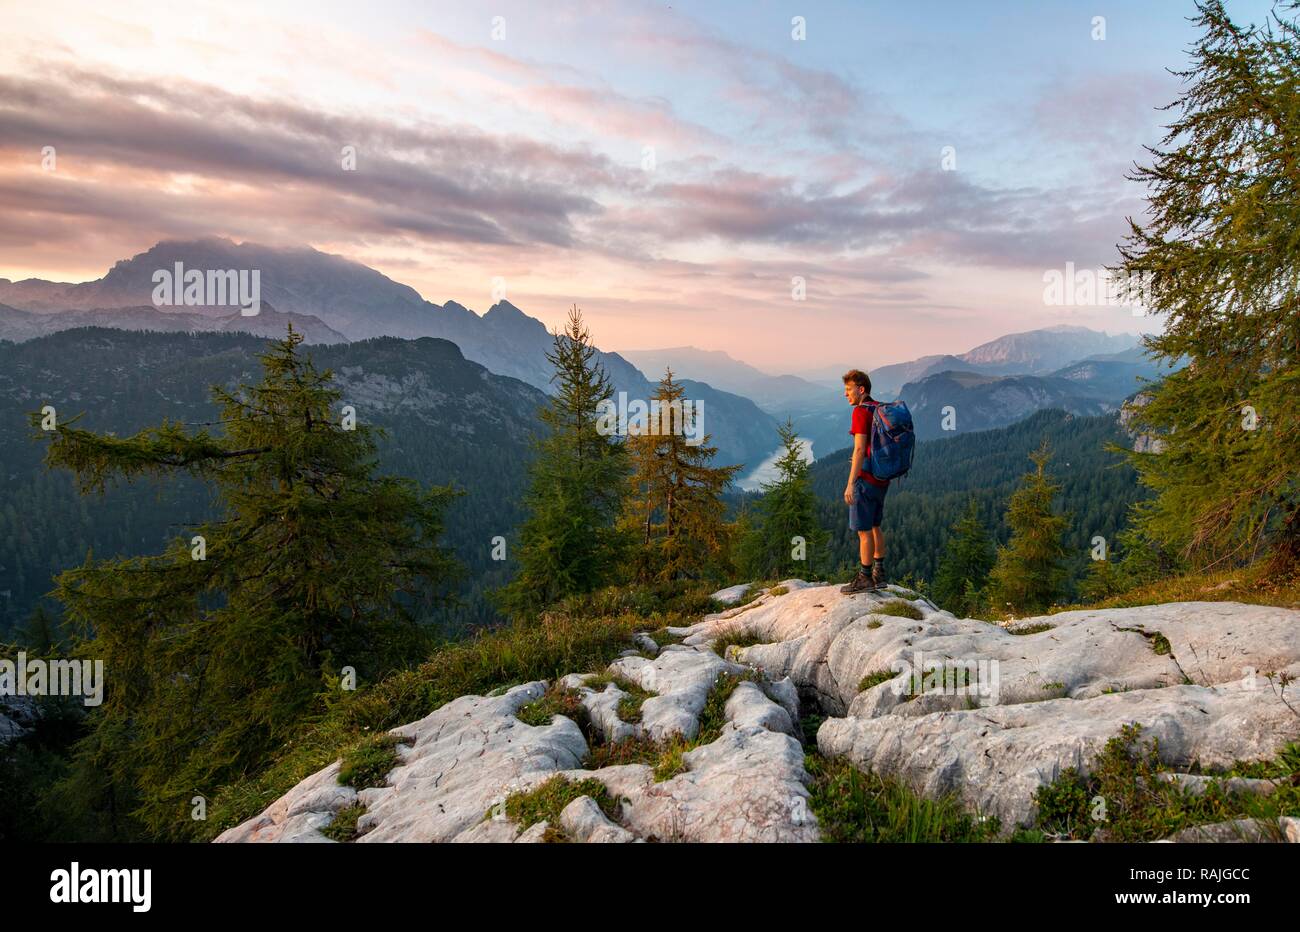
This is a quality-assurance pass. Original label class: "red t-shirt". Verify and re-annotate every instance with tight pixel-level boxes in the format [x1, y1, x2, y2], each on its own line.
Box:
[850, 402, 889, 488]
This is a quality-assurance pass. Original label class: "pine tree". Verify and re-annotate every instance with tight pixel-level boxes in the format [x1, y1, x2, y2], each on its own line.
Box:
[1117, 0, 1300, 572]
[932, 499, 995, 616]
[17, 604, 60, 653]
[622, 369, 741, 583]
[498, 306, 628, 614]
[736, 420, 827, 580]
[988, 442, 1071, 614]
[1078, 555, 1125, 603]
[36, 327, 459, 838]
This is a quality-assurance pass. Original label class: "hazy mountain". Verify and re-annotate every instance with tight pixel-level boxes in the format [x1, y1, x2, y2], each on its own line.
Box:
[868, 354, 979, 399]
[899, 369, 1113, 440]
[617, 346, 831, 411]
[0, 238, 776, 469]
[1047, 351, 1171, 400]
[0, 300, 346, 344]
[867, 326, 1143, 397]
[959, 325, 1140, 374]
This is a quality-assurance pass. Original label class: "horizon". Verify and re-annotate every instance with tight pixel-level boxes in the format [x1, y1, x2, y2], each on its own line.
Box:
[3, 1, 1269, 367]
[0, 232, 1148, 376]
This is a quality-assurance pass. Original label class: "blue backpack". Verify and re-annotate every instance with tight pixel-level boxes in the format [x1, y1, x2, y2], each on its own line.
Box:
[866, 400, 915, 481]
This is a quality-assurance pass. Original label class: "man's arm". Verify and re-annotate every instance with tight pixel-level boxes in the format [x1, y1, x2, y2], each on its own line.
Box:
[844, 432, 867, 505]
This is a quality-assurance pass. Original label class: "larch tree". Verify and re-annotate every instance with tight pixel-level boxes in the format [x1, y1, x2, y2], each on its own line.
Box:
[622, 369, 740, 583]
[36, 327, 459, 838]
[1117, 0, 1300, 572]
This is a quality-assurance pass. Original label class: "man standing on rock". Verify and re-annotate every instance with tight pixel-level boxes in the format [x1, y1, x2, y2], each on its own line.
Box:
[840, 369, 889, 593]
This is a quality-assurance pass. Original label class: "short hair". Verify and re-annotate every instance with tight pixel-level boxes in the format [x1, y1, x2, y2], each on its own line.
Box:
[842, 369, 872, 393]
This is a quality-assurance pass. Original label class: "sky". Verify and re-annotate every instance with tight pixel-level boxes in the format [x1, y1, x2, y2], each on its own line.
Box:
[0, 0, 1281, 372]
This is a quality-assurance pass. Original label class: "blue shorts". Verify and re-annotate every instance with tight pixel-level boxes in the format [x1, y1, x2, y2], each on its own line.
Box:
[848, 477, 887, 531]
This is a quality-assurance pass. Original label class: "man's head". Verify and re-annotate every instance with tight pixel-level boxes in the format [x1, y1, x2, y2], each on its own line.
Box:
[842, 369, 871, 405]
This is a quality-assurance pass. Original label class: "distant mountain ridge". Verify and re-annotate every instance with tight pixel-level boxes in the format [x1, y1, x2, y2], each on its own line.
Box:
[869, 325, 1143, 398]
[0, 300, 346, 344]
[0, 238, 778, 469]
[618, 326, 1159, 457]
[616, 346, 830, 410]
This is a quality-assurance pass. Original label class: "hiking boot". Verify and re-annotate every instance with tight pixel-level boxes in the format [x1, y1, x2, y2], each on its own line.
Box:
[871, 561, 887, 590]
[840, 569, 877, 594]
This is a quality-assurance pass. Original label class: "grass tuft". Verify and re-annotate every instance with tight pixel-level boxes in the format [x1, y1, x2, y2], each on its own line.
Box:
[500, 775, 622, 838]
[858, 669, 896, 692]
[711, 628, 764, 658]
[337, 734, 405, 790]
[872, 600, 923, 620]
[321, 803, 366, 842]
[516, 684, 588, 729]
[805, 753, 1000, 843]
[1031, 724, 1300, 841]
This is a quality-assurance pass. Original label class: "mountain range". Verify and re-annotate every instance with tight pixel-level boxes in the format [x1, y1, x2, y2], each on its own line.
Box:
[615, 326, 1167, 452]
[1, 238, 1176, 465]
[0, 239, 779, 470]
[0, 328, 550, 634]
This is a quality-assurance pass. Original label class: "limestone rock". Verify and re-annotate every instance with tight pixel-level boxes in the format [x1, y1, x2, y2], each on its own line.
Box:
[559, 796, 634, 843]
[218, 580, 1300, 844]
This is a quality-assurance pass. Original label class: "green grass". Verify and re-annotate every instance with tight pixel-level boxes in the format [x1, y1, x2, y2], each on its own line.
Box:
[1031, 724, 1300, 841]
[499, 775, 624, 839]
[321, 803, 366, 842]
[586, 735, 666, 769]
[858, 669, 896, 692]
[516, 684, 589, 729]
[866, 619, 882, 629]
[800, 714, 825, 747]
[199, 604, 678, 841]
[711, 628, 764, 658]
[653, 741, 690, 782]
[805, 754, 1000, 843]
[872, 600, 924, 621]
[1058, 562, 1300, 613]
[337, 734, 406, 790]
[695, 671, 757, 746]
[768, 585, 790, 596]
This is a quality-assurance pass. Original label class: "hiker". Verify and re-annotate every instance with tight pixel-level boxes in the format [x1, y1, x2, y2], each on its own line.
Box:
[840, 369, 889, 593]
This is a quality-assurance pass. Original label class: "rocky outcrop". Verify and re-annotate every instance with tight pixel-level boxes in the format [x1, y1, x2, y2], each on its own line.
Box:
[686, 585, 1300, 833]
[216, 582, 1300, 843]
[217, 635, 816, 844]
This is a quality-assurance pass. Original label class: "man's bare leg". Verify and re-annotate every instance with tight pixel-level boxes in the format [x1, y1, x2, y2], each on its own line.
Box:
[858, 530, 872, 566]
[870, 528, 886, 587]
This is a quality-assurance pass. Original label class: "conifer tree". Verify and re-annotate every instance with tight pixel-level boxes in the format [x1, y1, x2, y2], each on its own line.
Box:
[622, 369, 740, 583]
[736, 420, 827, 580]
[498, 306, 628, 613]
[17, 604, 60, 653]
[36, 327, 459, 838]
[932, 499, 995, 616]
[988, 442, 1070, 614]
[1117, 0, 1300, 572]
